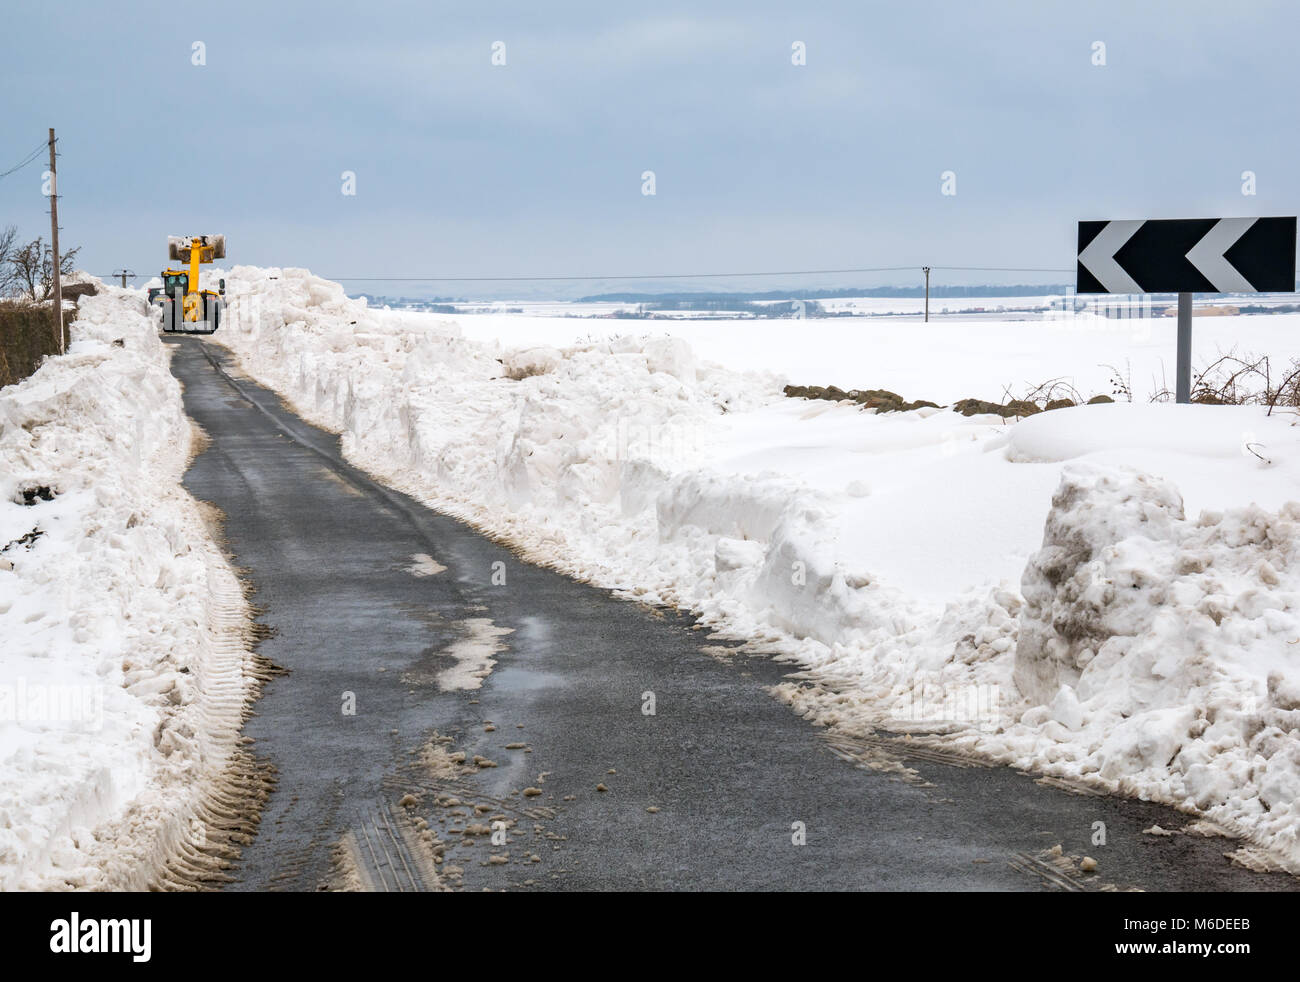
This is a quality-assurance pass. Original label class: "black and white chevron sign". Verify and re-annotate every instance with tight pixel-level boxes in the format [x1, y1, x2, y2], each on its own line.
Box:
[1077, 217, 1296, 294]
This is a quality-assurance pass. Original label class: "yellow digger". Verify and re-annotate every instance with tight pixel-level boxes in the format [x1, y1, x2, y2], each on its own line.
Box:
[149, 234, 226, 333]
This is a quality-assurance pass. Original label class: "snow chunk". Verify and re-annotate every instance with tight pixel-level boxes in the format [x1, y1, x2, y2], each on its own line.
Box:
[642, 337, 697, 382]
[503, 346, 563, 380]
[1015, 464, 1186, 705]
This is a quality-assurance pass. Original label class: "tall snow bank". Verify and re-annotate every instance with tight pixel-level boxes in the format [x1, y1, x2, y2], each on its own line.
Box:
[215, 265, 779, 585]
[0, 287, 253, 889]
[221, 268, 910, 663]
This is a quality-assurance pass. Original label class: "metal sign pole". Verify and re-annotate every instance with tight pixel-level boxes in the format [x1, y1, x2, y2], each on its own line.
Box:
[1175, 292, 1192, 403]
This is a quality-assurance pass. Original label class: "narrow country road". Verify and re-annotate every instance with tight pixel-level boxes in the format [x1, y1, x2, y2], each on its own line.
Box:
[165, 336, 1297, 892]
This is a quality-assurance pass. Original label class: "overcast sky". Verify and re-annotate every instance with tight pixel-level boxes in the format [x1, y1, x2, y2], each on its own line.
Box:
[1, 1, 1296, 297]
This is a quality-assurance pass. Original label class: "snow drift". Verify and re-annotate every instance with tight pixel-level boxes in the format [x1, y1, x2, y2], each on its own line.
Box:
[0, 286, 255, 889]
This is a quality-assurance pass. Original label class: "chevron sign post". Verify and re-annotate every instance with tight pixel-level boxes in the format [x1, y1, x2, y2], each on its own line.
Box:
[1077, 217, 1296, 402]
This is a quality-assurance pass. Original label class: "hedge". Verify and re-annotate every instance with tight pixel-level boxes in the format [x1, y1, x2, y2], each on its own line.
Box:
[0, 302, 69, 388]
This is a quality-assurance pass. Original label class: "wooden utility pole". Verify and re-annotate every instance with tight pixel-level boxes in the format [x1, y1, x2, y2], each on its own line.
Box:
[47, 128, 63, 354]
[922, 266, 931, 322]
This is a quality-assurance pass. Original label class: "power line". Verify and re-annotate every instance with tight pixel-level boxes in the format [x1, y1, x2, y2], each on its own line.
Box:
[308, 264, 1300, 284]
[322, 265, 992, 283]
[0, 140, 49, 181]
[930, 265, 1076, 274]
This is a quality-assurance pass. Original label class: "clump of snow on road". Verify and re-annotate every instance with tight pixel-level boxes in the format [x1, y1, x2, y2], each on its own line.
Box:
[215, 266, 1300, 867]
[0, 287, 252, 889]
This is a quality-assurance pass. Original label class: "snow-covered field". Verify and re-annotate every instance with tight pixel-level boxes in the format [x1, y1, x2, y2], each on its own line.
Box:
[218, 266, 1300, 867]
[400, 306, 1300, 405]
[382, 293, 1058, 320]
[0, 286, 253, 889]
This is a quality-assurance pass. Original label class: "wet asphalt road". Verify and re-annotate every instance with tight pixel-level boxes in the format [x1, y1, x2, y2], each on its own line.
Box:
[165, 336, 1297, 892]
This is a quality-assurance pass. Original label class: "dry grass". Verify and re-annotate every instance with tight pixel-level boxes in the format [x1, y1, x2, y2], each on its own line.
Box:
[1096, 349, 1300, 415]
[1140, 349, 1300, 414]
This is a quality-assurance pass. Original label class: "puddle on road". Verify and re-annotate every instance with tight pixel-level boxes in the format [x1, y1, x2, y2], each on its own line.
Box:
[490, 664, 566, 695]
[514, 615, 551, 645]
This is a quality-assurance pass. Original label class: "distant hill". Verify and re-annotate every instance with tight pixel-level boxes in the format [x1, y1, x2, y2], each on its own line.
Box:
[577, 285, 1073, 303]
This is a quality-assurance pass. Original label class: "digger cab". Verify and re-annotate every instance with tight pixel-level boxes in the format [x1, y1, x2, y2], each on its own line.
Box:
[148, 270, 189, 305]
